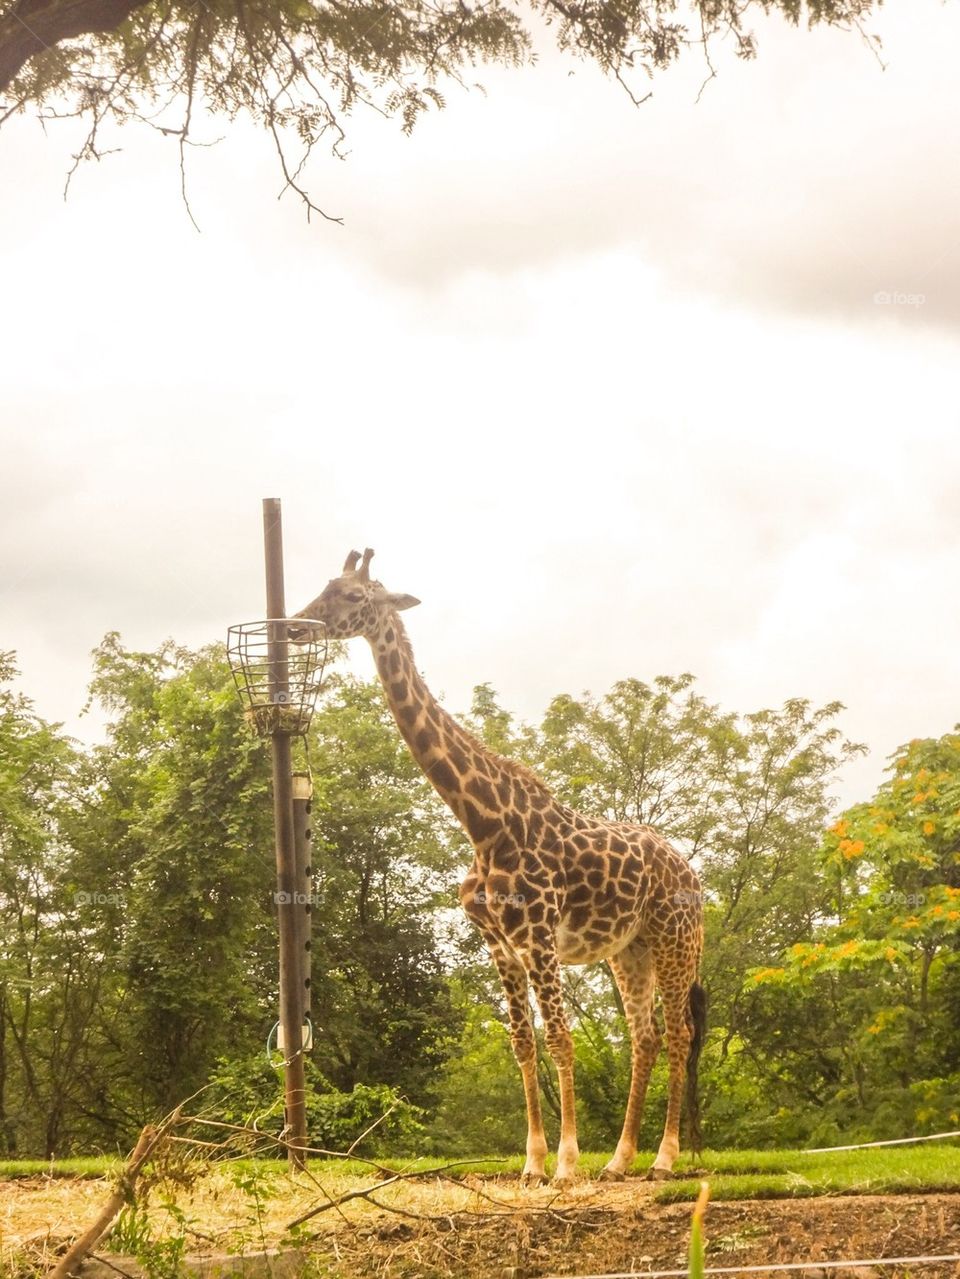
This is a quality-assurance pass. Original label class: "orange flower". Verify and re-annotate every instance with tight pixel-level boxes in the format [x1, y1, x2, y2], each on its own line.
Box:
[923, 820, 936, 835]
[840, 838, 865, 859]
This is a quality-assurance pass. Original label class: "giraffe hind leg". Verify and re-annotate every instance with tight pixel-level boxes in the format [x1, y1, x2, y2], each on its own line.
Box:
[650, 957, 701, 1177]
[600, 939, 659, 1180]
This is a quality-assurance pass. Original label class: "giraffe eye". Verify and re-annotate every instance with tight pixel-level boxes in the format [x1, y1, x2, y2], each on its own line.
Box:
[345, 591, 363, 603]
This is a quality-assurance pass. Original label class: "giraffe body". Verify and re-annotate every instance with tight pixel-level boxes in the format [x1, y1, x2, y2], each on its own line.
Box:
[294, 550, 706, 1185]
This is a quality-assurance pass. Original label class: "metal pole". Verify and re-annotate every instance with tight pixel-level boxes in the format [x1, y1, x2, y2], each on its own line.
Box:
[262, 497, 308, 1172]
[292, 772, 313, 1021]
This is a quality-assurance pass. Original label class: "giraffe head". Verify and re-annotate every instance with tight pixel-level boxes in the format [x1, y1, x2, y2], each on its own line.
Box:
[291, 548, 420, 640]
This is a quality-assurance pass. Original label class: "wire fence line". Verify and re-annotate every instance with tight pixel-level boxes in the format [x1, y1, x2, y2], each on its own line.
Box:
[542, 1255, 960, 1279]
[799, 1129, 960, 1154]
[540, 1130, 960, 1279]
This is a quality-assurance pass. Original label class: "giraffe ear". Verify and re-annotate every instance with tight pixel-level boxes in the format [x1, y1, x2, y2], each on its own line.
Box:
[373, 588, 420, 612]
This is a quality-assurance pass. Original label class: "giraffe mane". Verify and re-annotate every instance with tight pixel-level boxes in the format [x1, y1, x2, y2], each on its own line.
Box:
[390, 614, 554, 799]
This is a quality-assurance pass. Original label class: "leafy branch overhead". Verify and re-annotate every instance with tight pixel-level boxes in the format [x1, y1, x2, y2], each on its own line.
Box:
[0, 0, 881, 217]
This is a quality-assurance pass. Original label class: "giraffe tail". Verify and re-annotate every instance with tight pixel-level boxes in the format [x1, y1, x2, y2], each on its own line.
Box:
[685, 980, 708, 1155]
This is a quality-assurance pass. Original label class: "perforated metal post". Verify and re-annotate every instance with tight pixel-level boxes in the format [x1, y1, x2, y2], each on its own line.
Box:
[292, 772, 313, 1022]
[262, 497, 308, 1171]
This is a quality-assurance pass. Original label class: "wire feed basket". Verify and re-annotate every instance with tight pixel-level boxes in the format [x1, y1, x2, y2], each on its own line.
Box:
[227, 619, 328, 737]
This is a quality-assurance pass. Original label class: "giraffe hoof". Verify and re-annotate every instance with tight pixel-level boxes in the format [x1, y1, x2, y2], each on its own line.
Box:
[520, 1172, 549, 1188]
[551, 1173, 575, 1190]
[645, 1166, 674, 1181]
[597, 1167, 626, 1182]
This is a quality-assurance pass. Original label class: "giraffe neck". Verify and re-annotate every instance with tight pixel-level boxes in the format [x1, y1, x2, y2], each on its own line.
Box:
[366, 613, 533, 848]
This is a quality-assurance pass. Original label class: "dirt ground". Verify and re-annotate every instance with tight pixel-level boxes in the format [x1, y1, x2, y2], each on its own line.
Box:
[307, 1184, 960, 1279]
[3, 1172, 960, 1278]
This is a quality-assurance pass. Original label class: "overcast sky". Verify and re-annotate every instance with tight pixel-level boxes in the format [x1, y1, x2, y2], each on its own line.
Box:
[1, 0, 958, 812]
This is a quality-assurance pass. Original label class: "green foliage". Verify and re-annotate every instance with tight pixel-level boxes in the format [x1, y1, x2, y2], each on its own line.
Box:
[205, 1053, 426, 1154]
[745, 727, 960, 1135]
[64, 635, 278, 1115]
[0, 652, 83, 1156]
[108, 1198, 192, 1279]
[536, 674, 717, 839]
[109, 1204, 154, 1254]
[308, 1081, 425, 1154]
[1, 640, 461, 1155]
[425, 993, 528, 1155]
[465, 683, 523, 757]
[305, 673, 464, 1108]
[3, 630, 958, 1158]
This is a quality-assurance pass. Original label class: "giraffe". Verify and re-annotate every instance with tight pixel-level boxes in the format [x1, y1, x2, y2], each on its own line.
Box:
[293, 549, 706, 1186]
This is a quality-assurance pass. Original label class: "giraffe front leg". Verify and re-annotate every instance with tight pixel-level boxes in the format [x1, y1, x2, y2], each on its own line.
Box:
[515, 1035, 550, 1185]
[526, 942, 579, 1188]
[462, 882, 548, 1184]
[493, 951, 549, 1185]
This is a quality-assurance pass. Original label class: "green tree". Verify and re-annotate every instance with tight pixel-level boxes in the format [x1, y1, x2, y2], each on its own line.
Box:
[0, 0, 883, 217]
[465, 682, 524, 758]
[307, 673, 463, 1109]
[66, 634, 278, 1119]
[426, 984, 528, 1155]
[0, 651, 84, 1155]
[0, 637, 469, 1154]
[67, 640, 464, 1140]
[748, 729, 960, 1139]
[535, 674, 720, 846]
[702, 697, 864, 1056]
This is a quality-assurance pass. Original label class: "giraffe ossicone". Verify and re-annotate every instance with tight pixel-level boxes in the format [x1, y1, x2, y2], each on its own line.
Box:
[295, 549, 706, 1186]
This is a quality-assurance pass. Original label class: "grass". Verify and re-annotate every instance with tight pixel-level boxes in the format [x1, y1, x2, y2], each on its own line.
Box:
[0, 1156, 122, 1179]
[658, 1142, 960, 1202]
[2, 1142, 958, 1202]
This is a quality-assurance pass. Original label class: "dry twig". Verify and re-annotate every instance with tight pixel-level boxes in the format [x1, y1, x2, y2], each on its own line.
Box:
[45, 1111, 182, 1279]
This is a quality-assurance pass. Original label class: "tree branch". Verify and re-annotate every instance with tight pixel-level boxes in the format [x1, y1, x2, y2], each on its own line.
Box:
[0, 0, 152, 94]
